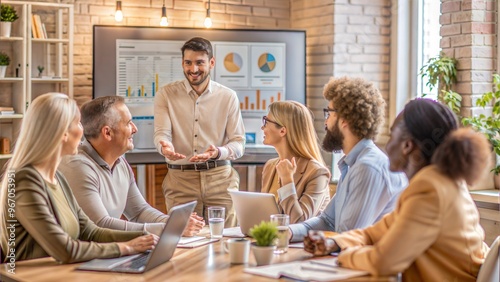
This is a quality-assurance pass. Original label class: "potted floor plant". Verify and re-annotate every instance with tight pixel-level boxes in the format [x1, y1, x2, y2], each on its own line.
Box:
[1, 4, 19, 38]
[249, 221, 278, 266]
[0, 51, 10, 78]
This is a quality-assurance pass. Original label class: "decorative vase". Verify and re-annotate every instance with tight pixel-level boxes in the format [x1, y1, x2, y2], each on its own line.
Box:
[0, 22, 12, 38]
[251, 243, 276, 266]
[0, 66, 7, 78]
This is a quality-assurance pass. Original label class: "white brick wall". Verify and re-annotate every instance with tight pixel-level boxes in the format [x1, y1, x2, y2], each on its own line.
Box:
[441, 0, 497, 117]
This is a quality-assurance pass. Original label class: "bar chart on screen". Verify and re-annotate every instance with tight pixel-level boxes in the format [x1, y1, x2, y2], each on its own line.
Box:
[238, 89, 284, 112]
[116, 40, 184, 100]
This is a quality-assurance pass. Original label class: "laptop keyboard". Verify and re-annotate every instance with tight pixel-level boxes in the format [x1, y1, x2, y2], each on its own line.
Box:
[113, 253, 149, 271]
[129, 254, 149, 269]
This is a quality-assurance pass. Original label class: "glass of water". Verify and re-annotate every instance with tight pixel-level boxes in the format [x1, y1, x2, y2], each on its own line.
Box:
[208, 206, 225, 239]
[270, 214, 289, 254]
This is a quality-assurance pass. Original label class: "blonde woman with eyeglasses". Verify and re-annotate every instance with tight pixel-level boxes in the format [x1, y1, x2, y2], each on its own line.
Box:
[261, 101, 331, 224]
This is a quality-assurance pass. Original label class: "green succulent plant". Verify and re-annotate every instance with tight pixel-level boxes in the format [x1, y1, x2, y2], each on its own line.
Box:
[1, 4, 19, 22]
[0, 51, 10, 66]
[249, 221, 278, 247]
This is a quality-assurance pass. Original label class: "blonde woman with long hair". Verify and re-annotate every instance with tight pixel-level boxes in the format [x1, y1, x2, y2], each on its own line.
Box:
[261, 101, 331, 224]
[1, 93, 157, 263]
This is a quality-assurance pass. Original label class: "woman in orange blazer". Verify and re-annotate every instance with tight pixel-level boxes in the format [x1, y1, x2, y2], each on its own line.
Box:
[261, 101, 330, 224]
[304, 99, 489, 281]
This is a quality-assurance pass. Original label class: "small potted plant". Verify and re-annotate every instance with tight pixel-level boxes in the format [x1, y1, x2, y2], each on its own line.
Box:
[249, 221, 278, 266]
[1, 4, 19, 38]
[0, 51, 10, 78]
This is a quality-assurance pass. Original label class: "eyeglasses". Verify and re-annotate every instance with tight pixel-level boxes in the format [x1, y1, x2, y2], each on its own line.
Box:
[262, 116, 282, 127]
[323, 108, 337, 119]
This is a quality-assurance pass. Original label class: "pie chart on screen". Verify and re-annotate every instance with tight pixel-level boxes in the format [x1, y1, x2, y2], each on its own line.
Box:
[224, 52, 243, 73]
[258, 53, 276, 73]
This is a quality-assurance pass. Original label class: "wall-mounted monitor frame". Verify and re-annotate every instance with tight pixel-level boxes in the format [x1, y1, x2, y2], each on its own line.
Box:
[92, 26, 306, 164]
[93, 25, 306, 104]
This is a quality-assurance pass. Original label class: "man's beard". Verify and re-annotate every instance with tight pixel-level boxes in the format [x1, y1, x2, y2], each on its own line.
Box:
[322, 119, 344, 153]
[184, 71, 210, 86]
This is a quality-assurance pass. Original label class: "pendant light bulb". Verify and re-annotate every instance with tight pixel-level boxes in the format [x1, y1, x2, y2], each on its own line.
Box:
[204, 9, 212, 28]
[115, 1, 123, 22]
[160, 5, 168, 27]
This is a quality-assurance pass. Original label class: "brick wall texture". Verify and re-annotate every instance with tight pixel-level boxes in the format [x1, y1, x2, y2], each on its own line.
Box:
[441, 0, 497, 117]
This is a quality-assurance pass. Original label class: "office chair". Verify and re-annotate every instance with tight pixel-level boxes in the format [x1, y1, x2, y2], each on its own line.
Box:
[477, 236, 500, 282]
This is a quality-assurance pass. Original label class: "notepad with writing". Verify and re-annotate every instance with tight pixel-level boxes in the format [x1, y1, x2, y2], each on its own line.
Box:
[244, 258, 369, 281]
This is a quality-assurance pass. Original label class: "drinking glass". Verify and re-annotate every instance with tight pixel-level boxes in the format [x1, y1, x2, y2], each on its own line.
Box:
[208, 206, 225, 239]
[270, 214, 289, 254]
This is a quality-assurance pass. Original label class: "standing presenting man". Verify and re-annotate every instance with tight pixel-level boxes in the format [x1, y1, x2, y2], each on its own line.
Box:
[154, 37, 245, 227]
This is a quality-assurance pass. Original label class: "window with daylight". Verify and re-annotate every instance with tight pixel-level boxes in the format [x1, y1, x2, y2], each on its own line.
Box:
[417, 0, 442, 100]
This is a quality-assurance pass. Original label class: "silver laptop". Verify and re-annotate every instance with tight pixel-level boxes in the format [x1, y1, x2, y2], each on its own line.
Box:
[229, 190, 280, 235]
[76, 201, 196, 274]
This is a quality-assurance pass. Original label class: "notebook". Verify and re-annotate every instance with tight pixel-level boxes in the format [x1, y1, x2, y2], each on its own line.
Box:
[244, 258, 369, 281]
[229, 190, 280, 235]
[76, 201, 196, 274]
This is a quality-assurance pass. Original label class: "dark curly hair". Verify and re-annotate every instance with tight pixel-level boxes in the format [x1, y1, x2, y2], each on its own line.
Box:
[432, 128, 492, 185]
[323, 76, 385, 140]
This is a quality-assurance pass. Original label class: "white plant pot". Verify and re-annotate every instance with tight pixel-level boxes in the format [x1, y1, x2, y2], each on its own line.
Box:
[251, 244, 276, 266]
[0, 66, 7, 78]
[0, 22, 12, 38]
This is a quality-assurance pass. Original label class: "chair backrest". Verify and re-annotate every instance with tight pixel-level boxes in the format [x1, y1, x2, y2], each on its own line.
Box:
[477, 236, 500, 282]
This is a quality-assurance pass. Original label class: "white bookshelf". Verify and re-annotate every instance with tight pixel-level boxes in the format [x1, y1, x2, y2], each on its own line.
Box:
[0, 1, 73, 162]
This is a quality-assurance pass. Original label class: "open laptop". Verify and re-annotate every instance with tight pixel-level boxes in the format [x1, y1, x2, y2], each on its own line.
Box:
[229, 190, 280, 235]
[76, 201, 196, 274]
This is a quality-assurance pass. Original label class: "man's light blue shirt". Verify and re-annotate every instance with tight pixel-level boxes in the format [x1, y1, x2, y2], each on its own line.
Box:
[289, 139, 408, 242]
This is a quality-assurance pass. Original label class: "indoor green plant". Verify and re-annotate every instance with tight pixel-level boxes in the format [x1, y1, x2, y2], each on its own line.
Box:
[0, 51, 10, 78]
[249, 221, 278, 266]
[1, 4, 19, 38]
[419, 53, 462, 116]
[462, 74, 500, 177]
[420, 54, 500, 188]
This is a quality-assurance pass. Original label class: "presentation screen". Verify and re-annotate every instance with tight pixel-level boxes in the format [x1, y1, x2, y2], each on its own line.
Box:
[93, 26, 306, 152]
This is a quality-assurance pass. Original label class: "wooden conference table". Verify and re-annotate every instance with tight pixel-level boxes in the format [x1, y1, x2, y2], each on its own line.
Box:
[0, 237, 398, 282]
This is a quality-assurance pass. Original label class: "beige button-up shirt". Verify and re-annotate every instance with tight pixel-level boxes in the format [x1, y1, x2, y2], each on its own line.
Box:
[154, 79, 245, 164]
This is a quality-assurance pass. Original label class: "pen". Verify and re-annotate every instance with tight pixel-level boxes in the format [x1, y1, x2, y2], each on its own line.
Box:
[300, 265, 338, 274]
[309, 259, 338, 267]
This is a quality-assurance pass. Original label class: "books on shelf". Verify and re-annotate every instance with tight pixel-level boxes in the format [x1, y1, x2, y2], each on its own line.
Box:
[244, 258, 369, 281]
[0, 107, 15, 115]
[31, 14, 47, 39]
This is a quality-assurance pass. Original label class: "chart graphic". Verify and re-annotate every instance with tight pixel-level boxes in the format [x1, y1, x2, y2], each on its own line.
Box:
[224, 52, 243, 73]
[116, 40, 185, 100]
[258, 53, 276, 73]
[237, 89, 283, 112]
[214, 44, 249, 87]
[251, 45, 284, 88]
